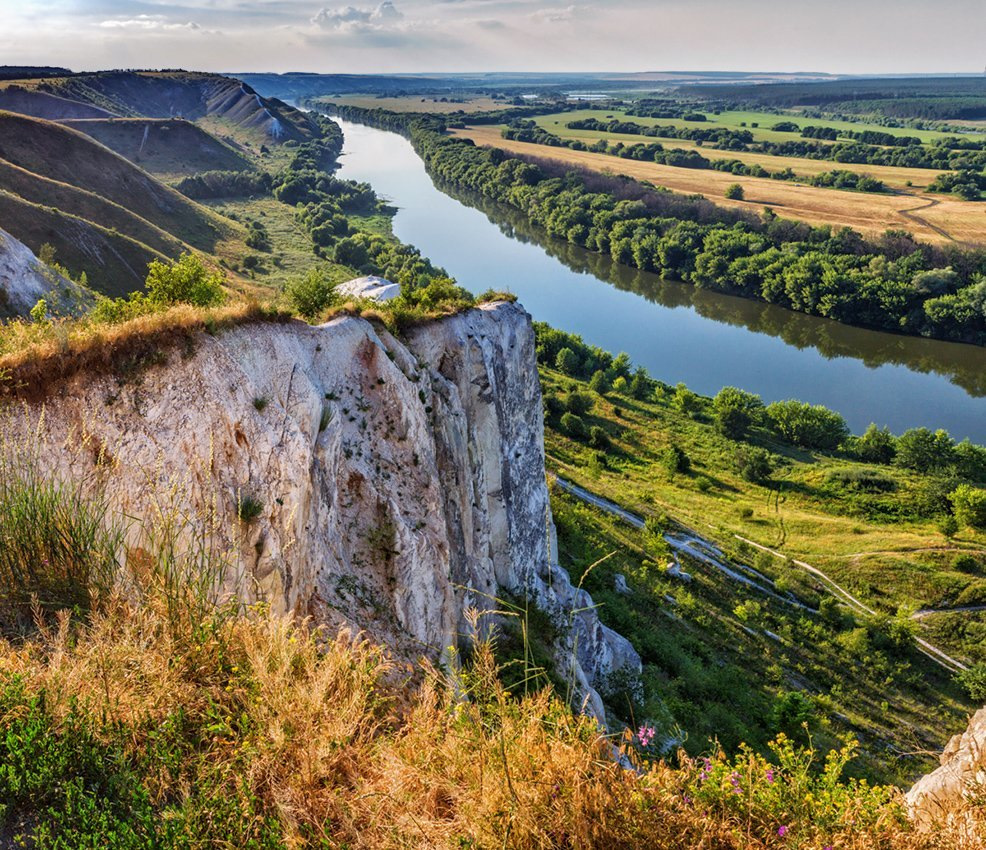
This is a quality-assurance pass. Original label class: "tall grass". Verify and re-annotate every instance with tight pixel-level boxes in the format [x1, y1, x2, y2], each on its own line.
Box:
[0, 444, 120, 629]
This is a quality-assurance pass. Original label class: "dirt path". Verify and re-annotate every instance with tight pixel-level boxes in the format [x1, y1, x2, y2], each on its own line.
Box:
[552, 475, 969, 673]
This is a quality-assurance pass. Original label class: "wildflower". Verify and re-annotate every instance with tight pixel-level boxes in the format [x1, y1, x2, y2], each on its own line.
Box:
[765, 767, 775, 784]
[777, 825, 788, 837]
[729, 771, 742, 795]
[636, 725, 656, 747]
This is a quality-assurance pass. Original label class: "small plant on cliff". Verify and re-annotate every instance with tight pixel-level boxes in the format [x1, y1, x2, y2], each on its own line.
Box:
[253, 396, 269, 412]
[235, 493, 264, 523]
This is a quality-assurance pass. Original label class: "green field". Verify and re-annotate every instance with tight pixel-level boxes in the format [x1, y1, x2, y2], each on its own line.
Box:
[534, 107, 983, 145]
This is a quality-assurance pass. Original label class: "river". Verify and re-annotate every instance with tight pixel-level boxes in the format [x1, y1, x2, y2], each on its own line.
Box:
[334, 119, 986, 442]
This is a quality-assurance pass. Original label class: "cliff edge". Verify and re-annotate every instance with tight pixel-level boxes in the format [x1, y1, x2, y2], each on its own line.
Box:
[7, 301, 639, 719]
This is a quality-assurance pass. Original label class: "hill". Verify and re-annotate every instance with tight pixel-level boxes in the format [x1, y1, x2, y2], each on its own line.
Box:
[61, 118, 253, 177]
[0, 71, 317, 142]
[0, 111, 245, 293]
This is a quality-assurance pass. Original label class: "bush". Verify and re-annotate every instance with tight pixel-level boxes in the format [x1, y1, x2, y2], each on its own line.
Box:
[713, 387, 763, 439]
[854, 424, 897, 464]
[765, 401, 848, 450]
[565, 391, 595, 416]
[588, 426, 610, 449]
[736, 446, 773, 484]
[560, 412, 587, 440]
[285, 268, 338, 320]
[895, 427, 955, 473]
[672, 383, 701, 417]
[589, 370, 610, 395]
[724, 183, 744, 200]
[662, 444, 691, 475]
[145, 253, 226, 308]
[950, 484, 986, 529]
[555, 347, 580, 375]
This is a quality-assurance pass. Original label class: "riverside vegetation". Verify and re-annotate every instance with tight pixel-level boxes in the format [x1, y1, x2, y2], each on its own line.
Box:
[325, 104, 986, 346]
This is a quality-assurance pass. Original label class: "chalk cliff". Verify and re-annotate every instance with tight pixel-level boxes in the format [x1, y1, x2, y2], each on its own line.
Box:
[9, 301, 639, 719]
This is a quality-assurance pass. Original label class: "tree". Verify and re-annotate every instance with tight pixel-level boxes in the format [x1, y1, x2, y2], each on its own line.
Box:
[555, 347, 579, 375]
[560, 412, 587, 440]
[145, 253, 225, 308]
[895, 427, 955, 473]
[854, 423, 896, 464]
[713, 386, 763, 439]
[736, 446, 773, 484]
[662, 444, 690, 475]
[286, 268, 338, 320]
[950, 484, 986, 529]
[725, 183, 744, 200]
[565, 391, 594, 416]
[672, 383, 701, 417]
[589, 370, 610, 395]
[765, 400, 849, 450]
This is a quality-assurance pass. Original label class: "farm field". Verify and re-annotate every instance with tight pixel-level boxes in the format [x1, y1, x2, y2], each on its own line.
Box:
[545, 107, 982, 145]
[314, 94, 508, 114]
[454, 125, 986, 245]
[531, 114, 947, 190]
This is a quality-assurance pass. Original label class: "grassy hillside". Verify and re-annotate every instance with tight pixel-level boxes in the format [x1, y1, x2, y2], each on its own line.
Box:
[0, 111, 248, 292]
[62, 118, 253, 178]
[534, 334, 986, 784]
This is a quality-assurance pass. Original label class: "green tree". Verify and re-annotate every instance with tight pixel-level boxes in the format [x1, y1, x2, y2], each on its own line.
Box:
[662, 444, 690, 475]
[555, 347, 579, 375]
[765, 400, 848, 450]
[895, 427, 955, 473]
[950, 484, 986, 529]
[589, 370, 610, 395]
[286, 268, 338, 320]
[565, 391, 594, 416]
[713, 386, 763, 439]
[855, 423, 897, 464]
[560, 412, 587, 440]
[145, 253, 225, 308]
[672, 383, 701, 417]
[736, 446, 773, 484]
[724, 183, 744, 200]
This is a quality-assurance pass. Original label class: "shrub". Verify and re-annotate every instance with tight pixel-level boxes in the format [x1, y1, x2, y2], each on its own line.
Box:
[713, 386, 763, 439]
[565, 391, 594, 416]
[957, 663, 986, 701]
[765, 400, 848, 450]
[662, 444, 690, 475]
[724, 183, 744, 200]
[854, 424, 897, 464]
[736, 446, 773, 484]
[589, 370, 610, 395]
[672, 383, 701, 417]
[285, 268, 338, 321]
[950, 484, 986, 529]
[236, 493, 264, 523]
[895, 427, 955, 473]
[560, 412, 587, 440]
[938, 514, 959, 538]
[145, 253, 226, 308]
[588, 426, 610, 449]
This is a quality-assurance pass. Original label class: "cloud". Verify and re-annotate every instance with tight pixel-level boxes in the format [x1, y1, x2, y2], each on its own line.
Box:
[98, 14, 200, 30]
[311, 1, 403, 29]
[529, 4, 578, 23]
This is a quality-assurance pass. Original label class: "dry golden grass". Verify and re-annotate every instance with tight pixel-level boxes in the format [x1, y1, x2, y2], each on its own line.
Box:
[2, 590, 983, 849]
[0, 301, 291, 402]
[455, 127, 986, 246]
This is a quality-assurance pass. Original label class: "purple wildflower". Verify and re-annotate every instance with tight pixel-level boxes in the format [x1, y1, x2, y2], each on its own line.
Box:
[777, 825, 789, 837]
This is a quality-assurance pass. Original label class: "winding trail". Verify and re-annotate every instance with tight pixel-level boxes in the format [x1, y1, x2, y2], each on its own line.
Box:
[896, 195, 958, 245]
[554, 475, 969, 674]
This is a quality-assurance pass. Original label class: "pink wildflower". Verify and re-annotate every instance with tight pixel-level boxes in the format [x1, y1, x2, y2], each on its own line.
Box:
[777, 825, 789, 837]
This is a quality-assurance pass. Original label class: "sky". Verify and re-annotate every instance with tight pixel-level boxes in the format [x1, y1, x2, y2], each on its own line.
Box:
[1, 0, 984, 76]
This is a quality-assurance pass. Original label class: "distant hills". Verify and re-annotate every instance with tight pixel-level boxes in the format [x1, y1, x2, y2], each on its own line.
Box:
[0, 69, 322, 294]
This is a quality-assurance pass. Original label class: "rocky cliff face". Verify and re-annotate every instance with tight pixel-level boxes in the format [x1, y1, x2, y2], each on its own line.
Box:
[9, 302, 639, 719]
[0, 227, 93, 319]
[907, 705, 986, 830]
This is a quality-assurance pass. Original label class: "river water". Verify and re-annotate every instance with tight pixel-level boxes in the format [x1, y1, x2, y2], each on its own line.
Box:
[335, 119, 986, 442]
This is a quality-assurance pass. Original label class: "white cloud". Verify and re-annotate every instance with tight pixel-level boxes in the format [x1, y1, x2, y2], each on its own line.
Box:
[98, 15, 200, 31]
[311, 1, 404, 29]
[530, 4, 578, 23]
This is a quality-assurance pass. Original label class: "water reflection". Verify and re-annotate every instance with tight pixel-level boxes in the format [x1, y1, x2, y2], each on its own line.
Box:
[439, 179, 986, 398]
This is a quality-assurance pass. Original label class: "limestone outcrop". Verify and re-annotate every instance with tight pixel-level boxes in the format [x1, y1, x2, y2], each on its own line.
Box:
[907, 705, 986, 831]
[0, 227, 93, 319]
[7, 301, 639, 719]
